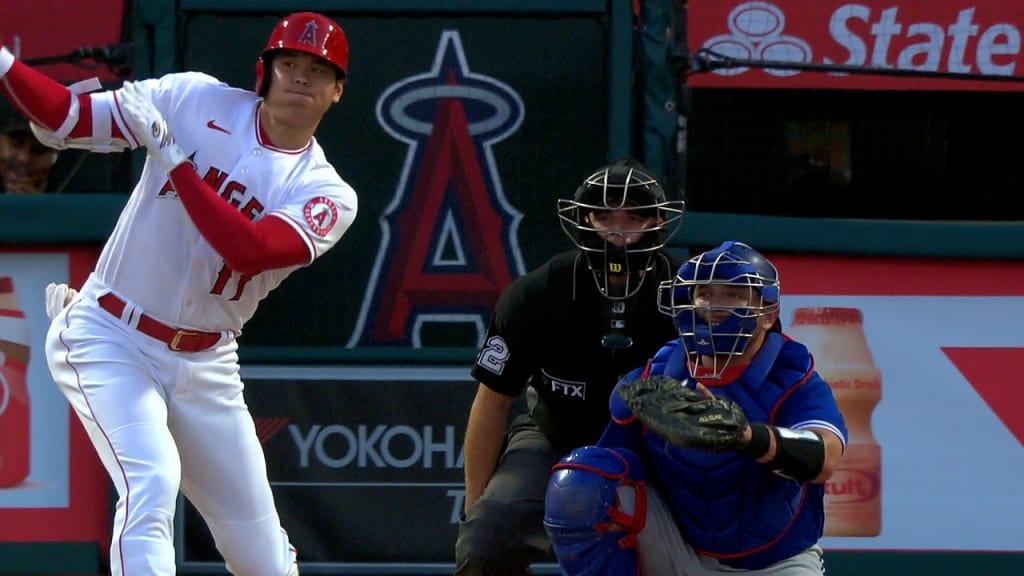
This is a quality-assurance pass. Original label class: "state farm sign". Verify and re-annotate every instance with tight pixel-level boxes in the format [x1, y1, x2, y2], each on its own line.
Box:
[688, 1, 1024, 91]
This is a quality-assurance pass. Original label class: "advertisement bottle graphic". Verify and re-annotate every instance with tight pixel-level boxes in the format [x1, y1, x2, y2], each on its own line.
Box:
[0, 276, 31, 487]
[789, 307, 880, 536]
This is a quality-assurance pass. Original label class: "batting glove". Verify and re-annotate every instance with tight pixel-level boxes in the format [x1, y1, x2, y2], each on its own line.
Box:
[119, 81, 188, 173]
[44, 282, 78, 320]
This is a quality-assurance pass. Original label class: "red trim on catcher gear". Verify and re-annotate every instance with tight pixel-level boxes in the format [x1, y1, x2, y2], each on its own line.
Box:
[639, 359, 653, 378]
[604, 480, 646, 534]
[598, 479, 646, 576]
[98, 293, 223, 352]
[768, 360, 814, 423]
[611, 412, 639, 426]
[694, 486, 808, 560]
[167, 164, 311, 275]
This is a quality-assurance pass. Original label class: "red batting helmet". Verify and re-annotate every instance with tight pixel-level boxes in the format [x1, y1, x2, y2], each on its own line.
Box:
[255, 12, 349, 95]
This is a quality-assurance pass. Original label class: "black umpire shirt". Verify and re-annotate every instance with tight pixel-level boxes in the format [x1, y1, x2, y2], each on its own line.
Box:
[470, 249, 680, 454]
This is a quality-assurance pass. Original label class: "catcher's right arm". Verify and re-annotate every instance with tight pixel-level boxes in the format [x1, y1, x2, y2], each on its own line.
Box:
[615, 375, 750, 451]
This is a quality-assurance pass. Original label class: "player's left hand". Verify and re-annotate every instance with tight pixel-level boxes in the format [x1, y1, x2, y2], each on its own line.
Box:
[616, 375, 750, 451]
[119, 81, 188, 173]
[45, 282, 78, 320]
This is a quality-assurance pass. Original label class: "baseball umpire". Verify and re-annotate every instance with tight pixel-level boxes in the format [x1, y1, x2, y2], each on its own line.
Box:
[543, 240, 847, 575]
[455, 158, 684, 575]
[4, 12, 356, 576]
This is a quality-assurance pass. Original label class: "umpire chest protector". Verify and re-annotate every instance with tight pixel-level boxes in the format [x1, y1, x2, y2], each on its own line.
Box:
[526, 251, 676, 453]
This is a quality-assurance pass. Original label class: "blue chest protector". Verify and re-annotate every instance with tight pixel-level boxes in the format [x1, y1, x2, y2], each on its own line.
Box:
[610, 333, 826, 570]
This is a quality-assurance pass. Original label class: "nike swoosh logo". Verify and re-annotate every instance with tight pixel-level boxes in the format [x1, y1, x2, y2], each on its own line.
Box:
[206, 119, 231, 134]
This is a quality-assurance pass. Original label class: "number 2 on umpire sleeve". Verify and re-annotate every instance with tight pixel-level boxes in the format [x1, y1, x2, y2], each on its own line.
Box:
[210, 262, 253, 301]
[478, 335, 510, 375]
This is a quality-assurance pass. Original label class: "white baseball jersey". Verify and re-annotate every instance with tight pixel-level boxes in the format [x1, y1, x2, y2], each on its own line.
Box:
[88, 71, 356, 332]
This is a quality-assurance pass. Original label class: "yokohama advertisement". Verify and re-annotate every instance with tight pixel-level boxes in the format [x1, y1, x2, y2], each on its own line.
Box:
[688, 0, 1024, 91]
[177, 366, 482, 568]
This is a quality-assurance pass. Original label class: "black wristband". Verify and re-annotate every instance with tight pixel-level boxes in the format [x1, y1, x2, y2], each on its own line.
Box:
[737, 423, 771, 459]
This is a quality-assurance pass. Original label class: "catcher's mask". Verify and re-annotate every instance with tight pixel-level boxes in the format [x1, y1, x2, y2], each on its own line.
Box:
[658, 240, 780, 378]
[558, 157, 684, 301]
[255, 12, 349, 96]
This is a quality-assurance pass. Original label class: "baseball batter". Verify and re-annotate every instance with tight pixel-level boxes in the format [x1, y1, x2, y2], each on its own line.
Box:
[0, 12, 356, 576]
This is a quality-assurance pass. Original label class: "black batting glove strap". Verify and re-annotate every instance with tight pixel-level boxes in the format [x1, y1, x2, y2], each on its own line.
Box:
[736, 423, 772, 459]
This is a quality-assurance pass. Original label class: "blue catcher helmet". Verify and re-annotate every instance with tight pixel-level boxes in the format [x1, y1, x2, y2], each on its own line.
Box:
[658, 241, 780, 378]
[558, 158, 684, 300]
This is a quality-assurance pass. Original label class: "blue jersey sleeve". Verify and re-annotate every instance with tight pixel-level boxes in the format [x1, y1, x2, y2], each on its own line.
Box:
[598, 368, 648, 452]
[776, 371, 848, 448]
[608, 366, 645, 421]
[596, 417, 645, 453]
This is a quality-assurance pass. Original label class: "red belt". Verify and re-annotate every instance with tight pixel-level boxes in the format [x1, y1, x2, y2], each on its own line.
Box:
[97, 293, 222, 352]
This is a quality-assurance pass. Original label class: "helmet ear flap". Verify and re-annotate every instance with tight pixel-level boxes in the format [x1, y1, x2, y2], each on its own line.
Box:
[254, 51, 276, 96]
[254, 58, 265, 94]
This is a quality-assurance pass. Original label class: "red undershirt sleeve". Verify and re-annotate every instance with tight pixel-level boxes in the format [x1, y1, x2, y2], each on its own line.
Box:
[168, 163, 311, 276]
[0, 58, 100, 138]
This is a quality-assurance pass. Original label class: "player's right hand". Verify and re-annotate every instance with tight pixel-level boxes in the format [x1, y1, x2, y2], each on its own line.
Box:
[119, 81, 189, 173]
[45, 282, 79, 320]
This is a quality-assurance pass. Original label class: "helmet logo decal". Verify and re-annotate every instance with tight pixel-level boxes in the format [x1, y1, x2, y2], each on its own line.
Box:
[609, 262, 622, 273]
[299, 20, 319, 48]
[348, 30, 525, 348]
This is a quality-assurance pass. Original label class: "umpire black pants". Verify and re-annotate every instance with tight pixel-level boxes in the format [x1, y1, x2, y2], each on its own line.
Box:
[454, 414, 562, 576]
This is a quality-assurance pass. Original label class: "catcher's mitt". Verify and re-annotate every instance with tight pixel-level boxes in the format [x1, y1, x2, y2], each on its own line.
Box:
[615, 375, 749, 451]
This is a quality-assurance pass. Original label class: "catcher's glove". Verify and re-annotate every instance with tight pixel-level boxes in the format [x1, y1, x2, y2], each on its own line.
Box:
[616, 375, 749, 451]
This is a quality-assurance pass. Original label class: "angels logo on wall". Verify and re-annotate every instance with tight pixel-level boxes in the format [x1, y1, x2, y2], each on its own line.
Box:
[349, 30, 525, 348]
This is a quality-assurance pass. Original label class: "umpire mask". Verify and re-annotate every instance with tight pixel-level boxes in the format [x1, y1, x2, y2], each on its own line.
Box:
[558, 157, 684, 301]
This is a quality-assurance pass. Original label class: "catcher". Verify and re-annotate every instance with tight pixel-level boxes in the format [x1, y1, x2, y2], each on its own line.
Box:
[543, 240, 847, 576]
